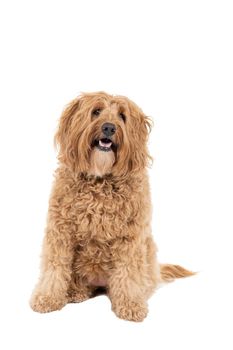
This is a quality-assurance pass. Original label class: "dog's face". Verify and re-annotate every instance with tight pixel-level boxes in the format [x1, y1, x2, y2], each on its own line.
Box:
[55, 92, 152, 177]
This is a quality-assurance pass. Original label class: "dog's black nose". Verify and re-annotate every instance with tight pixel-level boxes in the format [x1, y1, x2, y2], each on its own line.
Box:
[102, 123, 116, 137]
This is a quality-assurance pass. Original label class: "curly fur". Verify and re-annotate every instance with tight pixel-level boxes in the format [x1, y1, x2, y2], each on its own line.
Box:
[30, 92, 194, 321]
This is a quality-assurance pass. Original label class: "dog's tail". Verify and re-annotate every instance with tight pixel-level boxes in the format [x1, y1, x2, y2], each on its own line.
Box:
[160, 264, 196, 282]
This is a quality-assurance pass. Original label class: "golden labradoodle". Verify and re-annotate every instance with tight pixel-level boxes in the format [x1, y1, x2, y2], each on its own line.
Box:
[30, 92, 194, 321]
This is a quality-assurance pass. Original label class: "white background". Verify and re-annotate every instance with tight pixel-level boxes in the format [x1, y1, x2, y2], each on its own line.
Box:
[0, 0, 232, 349]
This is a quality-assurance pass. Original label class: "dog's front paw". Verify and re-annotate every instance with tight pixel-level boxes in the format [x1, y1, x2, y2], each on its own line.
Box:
[30, 293, 67, 313]
[112, 300, 148, 322]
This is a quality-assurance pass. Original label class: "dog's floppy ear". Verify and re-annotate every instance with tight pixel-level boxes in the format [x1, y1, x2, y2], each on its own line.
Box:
[54, 97, 81, 169]
[127, 110, 153, 173]
[54, 97, 80, 149]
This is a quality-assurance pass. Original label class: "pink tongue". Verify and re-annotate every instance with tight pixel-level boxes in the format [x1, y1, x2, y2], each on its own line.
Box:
[99, 140, 112, 148]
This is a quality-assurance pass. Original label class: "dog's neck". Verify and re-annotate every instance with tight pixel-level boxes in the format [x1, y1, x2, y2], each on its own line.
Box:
[88, 148, 115, 177]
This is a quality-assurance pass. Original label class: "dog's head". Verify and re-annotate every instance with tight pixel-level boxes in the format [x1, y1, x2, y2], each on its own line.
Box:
[55, 92, 152, 177]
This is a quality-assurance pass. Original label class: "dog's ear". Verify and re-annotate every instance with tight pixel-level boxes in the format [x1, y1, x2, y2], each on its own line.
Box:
[127, 110, 153, 173]
[54, 97, 81, 169]
[54, 98, 80, 149]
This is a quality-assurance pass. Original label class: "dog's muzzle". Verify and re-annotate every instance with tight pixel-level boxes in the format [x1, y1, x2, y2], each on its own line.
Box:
[92, 123, 118, 152]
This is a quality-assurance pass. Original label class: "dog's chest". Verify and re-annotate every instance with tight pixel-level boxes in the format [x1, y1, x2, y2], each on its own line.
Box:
[71, 179, 138, 240]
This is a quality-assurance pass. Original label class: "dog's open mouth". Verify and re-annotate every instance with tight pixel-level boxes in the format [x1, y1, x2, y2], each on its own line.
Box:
[93, 138, 116, 152]
[99, 138, 112, 150]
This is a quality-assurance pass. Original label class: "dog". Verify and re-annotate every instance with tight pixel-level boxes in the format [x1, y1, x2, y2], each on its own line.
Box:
[30, 91, 194, 321]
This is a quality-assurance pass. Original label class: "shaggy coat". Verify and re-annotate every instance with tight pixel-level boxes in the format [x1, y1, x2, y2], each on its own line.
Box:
[30, 92, 193, 321]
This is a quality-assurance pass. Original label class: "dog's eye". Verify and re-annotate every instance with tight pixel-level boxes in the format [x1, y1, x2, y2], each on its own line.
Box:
[119, 112, 126, 122]
[92, 109, 102, 116]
